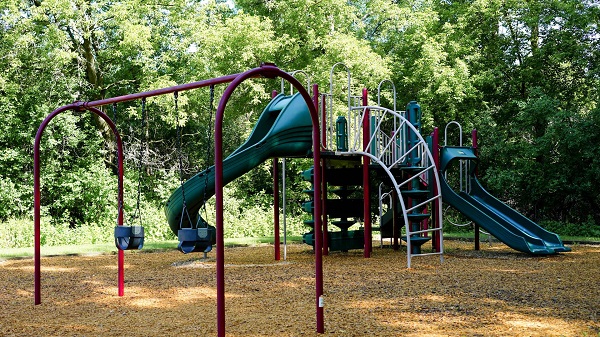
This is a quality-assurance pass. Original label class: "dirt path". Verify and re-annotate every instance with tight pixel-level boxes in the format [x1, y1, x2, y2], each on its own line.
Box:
[1, 241, 599, 336]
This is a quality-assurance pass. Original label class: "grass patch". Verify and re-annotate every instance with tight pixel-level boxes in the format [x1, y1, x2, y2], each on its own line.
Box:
[2, 233, 596, 260]
[442, 231, 600, 243]
[0, 236, 304, 259]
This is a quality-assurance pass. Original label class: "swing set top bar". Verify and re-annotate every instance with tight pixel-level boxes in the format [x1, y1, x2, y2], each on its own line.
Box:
[78, 72, 251, 109]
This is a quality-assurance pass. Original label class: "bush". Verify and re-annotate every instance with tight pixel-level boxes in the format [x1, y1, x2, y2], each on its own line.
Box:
[540, 219, 600, 238]
[0, 217, 113, 249]
[0, 218, 35, 248]
[202, 186, 308, 239]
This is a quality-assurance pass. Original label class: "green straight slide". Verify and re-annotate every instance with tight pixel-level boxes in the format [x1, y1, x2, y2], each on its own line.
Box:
[440, 146, 570, 254]
[164, 93, 313, 235]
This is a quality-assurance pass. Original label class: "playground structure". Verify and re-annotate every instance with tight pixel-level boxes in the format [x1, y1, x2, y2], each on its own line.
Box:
[33, 63, 570, 336]
[164, 62, 446, 267]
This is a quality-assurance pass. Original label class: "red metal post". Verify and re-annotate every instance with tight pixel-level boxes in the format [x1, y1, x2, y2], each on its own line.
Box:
[392, 189, 399, 251]
[472, 129, 480, 251]
[314, 86, 328, 255]
[214, 65, 323, 336]
[321, 164, 329, 255]
[362, 88, 372, 257]
[311, 83, 324, 332]
[321, 93, 327, 150]
[272, 90, 280, 261]
[273, 158, 280, 260]
[34, 105, 125, 304]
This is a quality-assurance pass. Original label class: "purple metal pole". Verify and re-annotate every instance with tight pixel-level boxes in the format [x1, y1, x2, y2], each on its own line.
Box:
[362, 88, 372, 258]
[272, 91, 281, 261]
[311, 84, 324, 332]
[81, 74, 243, 109]
[34, 105, 125, 304]
[214, 64, 322, 336]
[314, 85, 328, 256]
[273, 157, 280, 261]
[472, 129, 480, 251]
[321, 93, 327, 149]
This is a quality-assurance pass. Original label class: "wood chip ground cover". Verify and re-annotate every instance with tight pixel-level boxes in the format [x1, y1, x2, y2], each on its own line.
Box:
[1, 241, 599, 336]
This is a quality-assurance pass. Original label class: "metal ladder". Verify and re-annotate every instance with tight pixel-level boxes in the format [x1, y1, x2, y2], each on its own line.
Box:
[323, 64, 443, 267]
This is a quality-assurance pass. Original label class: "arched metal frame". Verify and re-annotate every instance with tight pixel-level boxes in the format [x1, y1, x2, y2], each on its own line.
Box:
[376, 79, 397, 112]
[33, 105, 125, 305]
[325, 62, 353, 150]
[34, 72, 246, 305]
[214, 64, 323, 336]
[345, 105, 444, 268]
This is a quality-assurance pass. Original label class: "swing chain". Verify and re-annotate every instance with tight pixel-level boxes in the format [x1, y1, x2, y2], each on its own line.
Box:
[175, 91, 194, 229]
[199, 85, 215, 226]
[113, 101, 145, 251]
[112, 102, 117, 124]
[130, 98, 146, 225]
[112, 103, 124, 219]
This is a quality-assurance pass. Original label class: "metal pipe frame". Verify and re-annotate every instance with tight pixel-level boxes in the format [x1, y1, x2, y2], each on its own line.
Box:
[362, 88, 372, 258]
[34, 72, 258, 306]
[34, 105, 125, 305]
[214, 64, 323, 336]
[34, 65, 325, 335]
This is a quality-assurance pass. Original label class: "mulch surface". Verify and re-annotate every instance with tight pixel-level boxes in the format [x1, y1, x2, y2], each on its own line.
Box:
[1, 241, 599, 336]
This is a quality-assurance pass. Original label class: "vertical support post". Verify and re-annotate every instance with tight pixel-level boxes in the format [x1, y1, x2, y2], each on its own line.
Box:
[312, 83, 324, 334]
[272, 90, 280, 261]
[273, 158, 280, 260]
[362, 88, 372, 258]
[392, 189, 399, 251]
[472, 128, 480, 251]
[432, 127, 441, 252]
[321, 163, 329, 255]
[282, 158, 288, 261]
[321, 93, 327, 150]
[315, 88, 328, 255]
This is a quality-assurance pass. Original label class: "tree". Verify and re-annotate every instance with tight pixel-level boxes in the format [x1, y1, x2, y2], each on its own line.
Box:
[473, 0, 600, 225]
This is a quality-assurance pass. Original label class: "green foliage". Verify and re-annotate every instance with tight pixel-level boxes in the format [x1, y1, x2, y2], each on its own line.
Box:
[0, 0, 598, 248]
[540, 219, 600, 238]
[201, 186, 307, 239]
[0, 217, 111, 248]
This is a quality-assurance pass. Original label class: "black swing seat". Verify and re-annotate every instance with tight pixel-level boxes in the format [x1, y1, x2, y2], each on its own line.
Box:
[178, 226, 216, 254]
[114, 225, 144, 250]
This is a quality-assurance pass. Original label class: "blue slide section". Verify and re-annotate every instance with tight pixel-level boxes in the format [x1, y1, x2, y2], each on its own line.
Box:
[440, 146, 570, 254]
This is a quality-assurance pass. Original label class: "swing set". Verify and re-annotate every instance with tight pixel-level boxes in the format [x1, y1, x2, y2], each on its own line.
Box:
[33, 64, 324, 336]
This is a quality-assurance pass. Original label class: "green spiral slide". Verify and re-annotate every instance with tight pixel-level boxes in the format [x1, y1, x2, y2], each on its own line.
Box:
[164, 93, 313, 240]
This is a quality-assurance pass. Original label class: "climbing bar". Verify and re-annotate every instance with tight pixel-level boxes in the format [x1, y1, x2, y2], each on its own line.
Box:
[405, 195, 442, 213]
